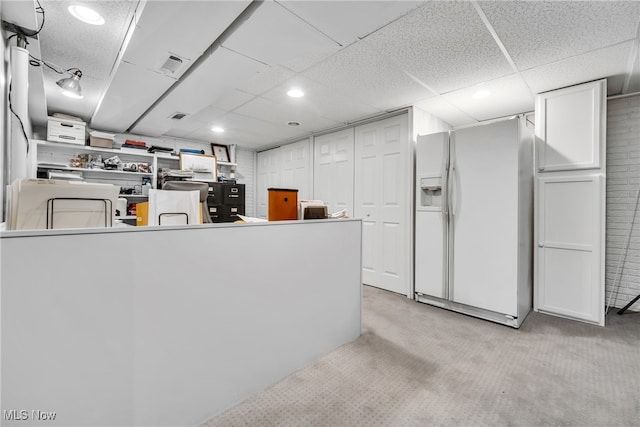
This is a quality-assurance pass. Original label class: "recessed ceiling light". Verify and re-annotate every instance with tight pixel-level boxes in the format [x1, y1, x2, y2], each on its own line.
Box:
[211, 126, 225, 133]
[472, 89, 491, 99]
[287, 121, 301, 126]
[287, 88, 304, 98]
[68, 5, 105, 25]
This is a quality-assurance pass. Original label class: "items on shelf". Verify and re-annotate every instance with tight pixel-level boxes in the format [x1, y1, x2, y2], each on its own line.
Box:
[147, 145, 174, 154]
[180, 148, 205, 155]
[68, 153, 151, 173]
[88, 131, 115, 148]
[122, 139, 147, 150]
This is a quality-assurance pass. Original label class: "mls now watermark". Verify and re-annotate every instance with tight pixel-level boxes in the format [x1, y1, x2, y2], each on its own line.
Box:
[4, 409, 57, 421]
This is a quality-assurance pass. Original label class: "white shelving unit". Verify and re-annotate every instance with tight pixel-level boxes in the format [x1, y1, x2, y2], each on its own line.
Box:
[29, 140, 180, 202]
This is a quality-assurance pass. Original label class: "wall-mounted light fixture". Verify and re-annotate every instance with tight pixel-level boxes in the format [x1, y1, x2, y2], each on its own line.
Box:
[56, 69, 83, 99]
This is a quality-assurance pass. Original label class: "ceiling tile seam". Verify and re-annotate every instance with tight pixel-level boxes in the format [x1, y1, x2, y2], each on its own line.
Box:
[220, 45, 271, 67]
[622, 23, 640, 93]
[471, 0, 519, 74]
[343, 38, 441, 101]
[622, 37, 639, 93]
[518, 39, 637, 74]
[355, 2, 428, 43]
[90, 1, 145, 128]
[127, 0, 265, 133]
[274, 0, 343, 47]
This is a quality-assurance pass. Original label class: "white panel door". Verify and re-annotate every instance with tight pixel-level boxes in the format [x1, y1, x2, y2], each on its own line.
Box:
[354, 114, 410, 295]
[256, 148, 281, 219]
[536, 80, 605, 172]
[536, 175, 604, 325]
[313, 128, 354, 215]
[280, 138, 312, 201]
[451, 119, 520, 316]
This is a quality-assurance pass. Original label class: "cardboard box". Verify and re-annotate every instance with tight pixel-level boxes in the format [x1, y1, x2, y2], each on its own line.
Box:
[89, 131, 115, 148]
[47, 116, 86, 145]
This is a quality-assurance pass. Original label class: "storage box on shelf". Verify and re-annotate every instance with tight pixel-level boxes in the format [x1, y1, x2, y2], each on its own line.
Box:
[47, 116, 85, 145]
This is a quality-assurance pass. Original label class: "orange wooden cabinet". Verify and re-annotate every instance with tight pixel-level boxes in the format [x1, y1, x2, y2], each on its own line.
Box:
[268, 188, 298, 221]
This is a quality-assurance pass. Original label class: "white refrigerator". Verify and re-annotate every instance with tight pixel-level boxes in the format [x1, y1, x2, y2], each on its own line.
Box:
[414, 116, 534, 328]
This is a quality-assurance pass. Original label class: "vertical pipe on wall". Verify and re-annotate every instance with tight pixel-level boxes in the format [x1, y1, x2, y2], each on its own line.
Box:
[1, 26, 6, 221]
[8, 45, 30, 185]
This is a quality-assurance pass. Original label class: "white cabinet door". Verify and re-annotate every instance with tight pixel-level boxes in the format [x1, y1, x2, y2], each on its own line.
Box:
[256, 148, 281, 219]
[536, 80, 605, 172]
[536, 175, 604, 325]
[280, 138, 312, 201]
[354, 114, 410, 295]
[313, 128, 354, 215]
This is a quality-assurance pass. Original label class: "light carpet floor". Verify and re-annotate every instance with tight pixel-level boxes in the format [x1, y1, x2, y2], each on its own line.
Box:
[203, 285, 640, 426]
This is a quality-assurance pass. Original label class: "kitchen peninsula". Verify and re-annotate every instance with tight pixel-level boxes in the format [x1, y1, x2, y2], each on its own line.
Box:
[0, 219, 362, 426]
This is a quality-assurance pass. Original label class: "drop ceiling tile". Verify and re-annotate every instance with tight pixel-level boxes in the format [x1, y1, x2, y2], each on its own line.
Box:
[123, 0, 250, 76]
[442, 74, 534, 122]
[211, 89, 256, 113]
[91, 62, 175, 132]
[132, 47, 267, 135]
[261, 76, 383, 123]
[364, 1, 513, 94]
[38, 1, 136, 81]
[276, 0, 425, 46]
[234, 96, 342, 133]
[226, 111, 311, 140]
[303, 40, 434, 110]
[189, 106, 232, 126]
[163, 128, 194, 139]
[176, 110, 305, 144]
[522, 41, 634, 95]
[221, 0, 339, 70]
[478, 0, 640, 71]
[413, 96, 477, 128]
[239, 65, 296, 95]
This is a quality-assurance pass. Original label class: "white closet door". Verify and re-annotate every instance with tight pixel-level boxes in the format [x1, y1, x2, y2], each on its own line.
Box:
[280, 139, 312, 201]
[313, 129, 354, 215]
[354, 114, 410, 295]
[256, 148, 281, 219]
[536, 175, 604, 325]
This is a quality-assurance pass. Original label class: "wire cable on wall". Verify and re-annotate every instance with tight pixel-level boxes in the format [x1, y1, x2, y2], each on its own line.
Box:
[8, 79, 30, 154]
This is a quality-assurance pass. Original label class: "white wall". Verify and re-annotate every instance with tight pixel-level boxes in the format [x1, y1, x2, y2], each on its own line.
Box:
[412, 105, 452, 139]
[605, 95, 640, 312]
[235, 147, 255, 217]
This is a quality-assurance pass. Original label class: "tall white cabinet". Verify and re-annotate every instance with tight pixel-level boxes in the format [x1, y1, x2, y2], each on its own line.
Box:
[534, 79, 607, 326]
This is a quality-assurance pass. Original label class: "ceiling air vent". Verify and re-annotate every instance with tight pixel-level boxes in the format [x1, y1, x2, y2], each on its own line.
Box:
[159, 54, 184, 75]
[169, 112, 188, 120]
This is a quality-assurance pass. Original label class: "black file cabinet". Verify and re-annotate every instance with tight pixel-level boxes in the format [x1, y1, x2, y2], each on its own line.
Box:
[208, 182, 245, 222]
